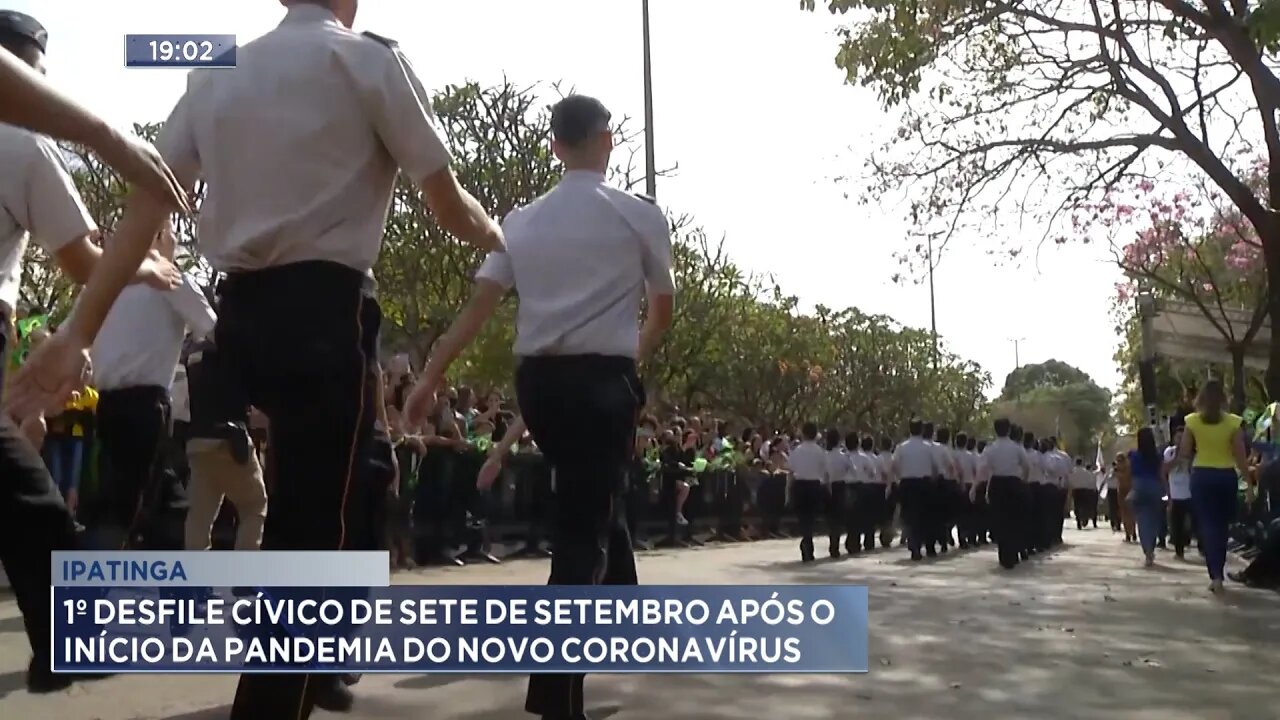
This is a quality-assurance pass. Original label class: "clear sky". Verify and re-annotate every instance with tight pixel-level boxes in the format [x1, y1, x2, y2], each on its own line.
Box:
[9, 0, 1126, 395]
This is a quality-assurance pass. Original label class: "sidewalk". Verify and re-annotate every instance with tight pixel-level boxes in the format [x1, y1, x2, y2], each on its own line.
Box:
[2, 527, 1278, 720]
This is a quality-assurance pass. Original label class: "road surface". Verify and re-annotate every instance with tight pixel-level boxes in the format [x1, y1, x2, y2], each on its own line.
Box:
[2, 526, 1278, 720]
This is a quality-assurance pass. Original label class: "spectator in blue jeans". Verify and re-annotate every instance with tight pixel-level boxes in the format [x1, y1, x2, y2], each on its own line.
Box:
[1179, 379, 1249, 594]
[1127, 428, 1167, 568]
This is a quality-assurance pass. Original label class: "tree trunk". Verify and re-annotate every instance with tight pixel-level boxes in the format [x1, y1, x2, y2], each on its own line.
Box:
[1264, 217, 1280, 401]
[1230, 346, 1248, 414]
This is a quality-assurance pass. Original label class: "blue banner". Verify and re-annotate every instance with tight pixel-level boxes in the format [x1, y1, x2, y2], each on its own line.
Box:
[53, 585, 868, 674]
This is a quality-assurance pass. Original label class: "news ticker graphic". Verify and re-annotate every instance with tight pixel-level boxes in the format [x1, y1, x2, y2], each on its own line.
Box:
[124, 34, 236, 68]
[52, 553, 868, 675]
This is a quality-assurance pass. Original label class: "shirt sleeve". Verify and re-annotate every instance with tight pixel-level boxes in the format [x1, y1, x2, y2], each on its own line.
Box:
[165, 276, 217, 339]
[474, 209, 520, 288]
[154, 79, 203, 189]
[638, 203, 674, 295]
[11, 134, 96, 253]
[357, 45, 452, 184]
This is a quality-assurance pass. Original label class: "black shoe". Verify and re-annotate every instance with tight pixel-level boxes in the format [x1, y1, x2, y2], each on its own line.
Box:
[341, 673, 362, 686]
[926, 548, 938, 558]
[959, 541, 970, 550]
[313, 677, 355, 713]
[829, 548, 841, 559]
[541, 714, 594, 720]
[938, 544, 948, 554]
[911, 552, 924, 561]
[25, 659, 111, 694]
[801, 555, 815, 563]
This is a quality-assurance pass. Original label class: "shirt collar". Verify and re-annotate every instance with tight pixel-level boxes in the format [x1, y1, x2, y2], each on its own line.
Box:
[281, 3, 340, 27]
[561, 169, 607, 184]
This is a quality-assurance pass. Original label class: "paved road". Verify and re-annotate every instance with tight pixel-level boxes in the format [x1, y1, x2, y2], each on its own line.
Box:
[3, 526, 1278, 720]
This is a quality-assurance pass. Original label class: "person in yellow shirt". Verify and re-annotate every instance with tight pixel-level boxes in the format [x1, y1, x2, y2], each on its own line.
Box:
[1179, 379, 1249, 593]
[43, 385, 96, 516]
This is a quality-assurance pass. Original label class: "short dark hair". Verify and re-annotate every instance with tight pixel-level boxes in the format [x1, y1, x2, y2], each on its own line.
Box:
[550, 95, 611, 147]
[993, 418, 1011, 437]
[800, 422, 819, 440]
[908, 419, 923, 436]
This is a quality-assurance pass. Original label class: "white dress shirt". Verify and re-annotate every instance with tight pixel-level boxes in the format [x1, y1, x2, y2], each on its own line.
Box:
[90, 277, 217, 392]
[476, 171, 675, 358]
[848, 450, 875, 484]
[877, 453, 894, 485]
[789, 441, 827, 481]
[932, 443, 956, 479]
[1026, 451, 1045, 484]
[1164, 446, 1192, 500]
[155, 3, 452, 273]
[1069, 465, 1095, 490]
[0, 125, 95, 315]
[893, 437, 936, 479]
[824, 448, 849, 485]
[981, 438, 1028, 479]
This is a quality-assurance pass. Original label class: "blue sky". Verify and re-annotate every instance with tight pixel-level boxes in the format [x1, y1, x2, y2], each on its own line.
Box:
[8, 0, 1126, 394]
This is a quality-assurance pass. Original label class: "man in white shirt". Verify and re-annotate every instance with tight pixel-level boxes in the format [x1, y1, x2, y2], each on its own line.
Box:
[1069, 456, 1098, 530]
[823, 428, 849, 558]
[971, 438, 990, 545]
[849, 433, 885, 552]
[406, 94, 673, 720]
[1045, 437, 1070, 546]
[930, 425, 959, 552]
[981, 419, 1030, 569]
[953, 432, 975, 548]
[87, 229, 216, 552]
[876, 435, 899, 547]
[788, 422, 827, 563]
[892, 419, 938, 561]
[1163, 427, 1198, 558]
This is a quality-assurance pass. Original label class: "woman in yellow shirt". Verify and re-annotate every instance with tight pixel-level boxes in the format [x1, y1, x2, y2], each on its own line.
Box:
[1178, 379, 1249, 593]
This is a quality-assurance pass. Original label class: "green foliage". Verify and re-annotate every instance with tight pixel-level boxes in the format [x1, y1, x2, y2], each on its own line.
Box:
[994, 359, 1110, 452]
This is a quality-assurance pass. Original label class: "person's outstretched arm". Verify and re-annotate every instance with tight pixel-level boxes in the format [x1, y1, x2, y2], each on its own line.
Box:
[0, 48, 190, 213]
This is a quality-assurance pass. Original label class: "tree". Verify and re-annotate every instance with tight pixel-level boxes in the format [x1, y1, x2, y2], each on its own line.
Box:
[1109, 173, 1267, 409]
[995, 359, 1111, 451]
[803, 0, 1280, 397]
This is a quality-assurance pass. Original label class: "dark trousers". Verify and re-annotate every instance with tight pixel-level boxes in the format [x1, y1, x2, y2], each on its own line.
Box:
[898, 477, 930, 557]
[0, 326, 80, 673]
[791, 479, 825, 560]
[1071, 488, 1097, 528]
[1107, 490, 1121, 531]
[969, 482, 989, 544]
[213, 262, 380, 720]
[516, 354, 642, 719]
[1169, 498, 1197, 554]
[987, 476, 1022, 568]
[851, 482, 885, 550]
[826, 481, 847, 554]
[89, 385, 171, 550]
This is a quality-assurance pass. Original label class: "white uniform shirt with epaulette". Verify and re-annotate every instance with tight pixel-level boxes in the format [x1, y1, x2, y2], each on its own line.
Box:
[1054, 449, 1073, 488]
[931, 442, 956, 480]
[0, 124, 95, 316]
[982, 437, 1027, 479]
[476, 171, 674, 358]
[154, 3, 452, 273]
[1026, 450, 1044, 484]
[893, 437, 935, 479]
[876, 452, 894, 485]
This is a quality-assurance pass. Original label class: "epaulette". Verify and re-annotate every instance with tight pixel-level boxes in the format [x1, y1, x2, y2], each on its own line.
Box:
[362, 31, 399, 49]
[633, 192, 657, 206]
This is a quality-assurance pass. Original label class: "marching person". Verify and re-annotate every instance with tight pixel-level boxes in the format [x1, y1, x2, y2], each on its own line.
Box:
[931, 426, 958, 551]
[953, 432, 975, 548]
[405, 94, 675, 720]
[182, 294, 267, 553]
[8, 1, 503, 717]
[88, 227, 216, 552]
[850, 433, 884, 552]
[893, 419, 937, 561]
[823, 427, 848, 558]
[1069, 457, 1097, 531]
[0, 9, 181, 693]
[981, 418, 1029, 569]
[877, 434, 899, 547]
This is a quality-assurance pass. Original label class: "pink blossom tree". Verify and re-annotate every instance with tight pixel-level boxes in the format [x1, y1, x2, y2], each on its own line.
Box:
[1106, 172, 1267, 410]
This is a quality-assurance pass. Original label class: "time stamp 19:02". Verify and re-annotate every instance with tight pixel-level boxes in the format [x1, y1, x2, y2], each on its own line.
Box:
[124, 34, 238, 69]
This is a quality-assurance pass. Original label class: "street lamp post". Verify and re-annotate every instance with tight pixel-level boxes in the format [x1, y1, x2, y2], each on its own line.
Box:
[642, 0, 656, 198]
